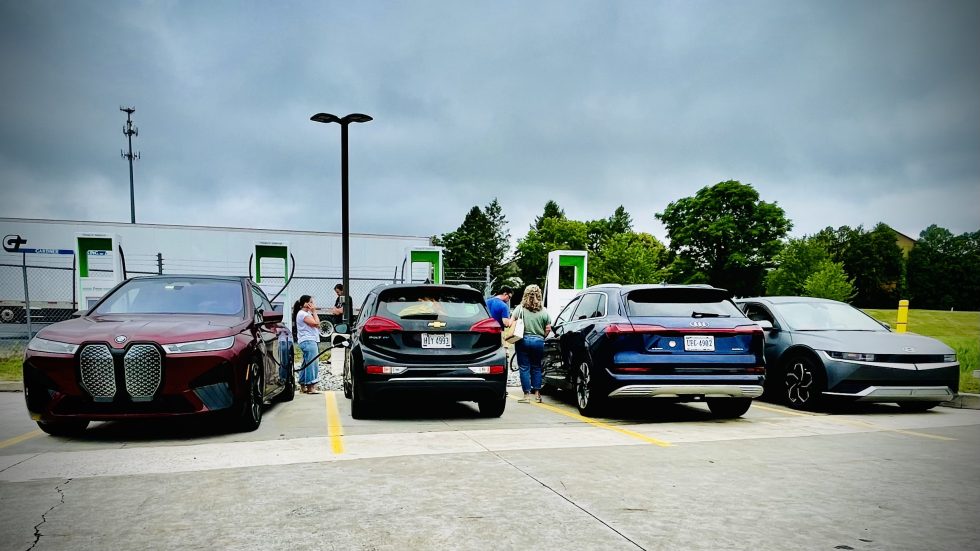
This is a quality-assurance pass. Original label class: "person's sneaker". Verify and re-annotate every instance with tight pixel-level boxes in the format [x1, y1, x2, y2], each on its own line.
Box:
[518, 394, 530, 403]
[535, 394, 542, 403]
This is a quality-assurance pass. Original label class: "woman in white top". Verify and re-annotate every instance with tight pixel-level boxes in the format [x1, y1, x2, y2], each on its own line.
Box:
[292, 294, 321, 394]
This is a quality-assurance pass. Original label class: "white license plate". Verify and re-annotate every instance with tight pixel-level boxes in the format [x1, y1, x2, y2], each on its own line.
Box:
[422, 333, 452, 349]
[684, 335, 715, 352]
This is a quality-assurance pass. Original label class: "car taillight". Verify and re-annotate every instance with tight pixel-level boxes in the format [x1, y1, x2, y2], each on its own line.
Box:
[363, 316, 403, 333]
[365, 365, 407, 375]
[470, 318, 502, 334]
[469, 365, 505, 374]
[605, 324, 667, 335]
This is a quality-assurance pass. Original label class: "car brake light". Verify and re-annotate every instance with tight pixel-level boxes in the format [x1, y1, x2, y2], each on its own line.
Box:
[365, 365, 407, 375]
[470, 318, 502, 334]
[605, 324, 667, 335]
[363, 316, 403, 333]
[469, 365, 505, 375]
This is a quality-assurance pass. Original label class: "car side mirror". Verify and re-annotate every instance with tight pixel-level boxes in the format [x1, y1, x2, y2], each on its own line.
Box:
[331, 333, 350, 347]
[71, 309, 87, 318]
[754, 319, 777, 333]
[260, 310, 283, 324]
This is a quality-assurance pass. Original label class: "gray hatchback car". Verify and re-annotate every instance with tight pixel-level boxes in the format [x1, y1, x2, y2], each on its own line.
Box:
[735, 296, 959, 411]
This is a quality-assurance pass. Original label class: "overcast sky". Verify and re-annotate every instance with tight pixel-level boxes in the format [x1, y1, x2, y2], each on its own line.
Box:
[1, 0, 977, 249]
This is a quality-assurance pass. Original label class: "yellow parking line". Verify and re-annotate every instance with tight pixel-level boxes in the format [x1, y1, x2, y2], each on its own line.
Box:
[325, 391, 345, 454]
[752, 403, 817, 417]
[528, 399, 672, 448]
[0, 429, 42, 449]
[753, 403, 955, 441]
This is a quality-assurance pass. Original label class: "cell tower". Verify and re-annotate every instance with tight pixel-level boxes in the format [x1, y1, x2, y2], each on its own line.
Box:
[120, 106, 140, 224]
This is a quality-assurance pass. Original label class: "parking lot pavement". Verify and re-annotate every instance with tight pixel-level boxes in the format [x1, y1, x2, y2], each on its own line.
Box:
[1, 390, 979, 550]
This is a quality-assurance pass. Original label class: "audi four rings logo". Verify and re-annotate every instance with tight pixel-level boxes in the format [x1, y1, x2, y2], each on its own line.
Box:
[690, 321, 709, 327]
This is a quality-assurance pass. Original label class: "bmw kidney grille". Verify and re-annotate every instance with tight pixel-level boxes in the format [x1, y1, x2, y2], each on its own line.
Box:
[123, 344, 162, 402]
[79, 345, 116, 402]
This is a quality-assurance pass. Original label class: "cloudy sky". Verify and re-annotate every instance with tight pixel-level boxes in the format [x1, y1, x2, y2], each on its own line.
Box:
[1, 0, 977, 249]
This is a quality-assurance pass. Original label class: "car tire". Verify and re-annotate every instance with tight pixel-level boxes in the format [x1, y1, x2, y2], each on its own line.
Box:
[0, 307, 15, 323]
[898, 401, 941, 412]
[278, 376, 295, 403]
[478, 397, 506, 418]
[350, 373, 371, 420]
[236, 362, 263, 432]
[706, 398, 753, 418]
[37, 419, 89, 436]
[784, 353, 825, 411]
[575, 359, 605, 417]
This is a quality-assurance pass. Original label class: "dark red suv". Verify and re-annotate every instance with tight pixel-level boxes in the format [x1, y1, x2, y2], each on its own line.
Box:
[23, 275, 293, 435]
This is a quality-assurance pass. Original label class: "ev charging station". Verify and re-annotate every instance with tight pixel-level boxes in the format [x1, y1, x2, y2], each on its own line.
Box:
[75, 233, 124, 310]
[402, 246, 444, 284]
[543, 250, 588, 321]
[252, 240, 290, 330]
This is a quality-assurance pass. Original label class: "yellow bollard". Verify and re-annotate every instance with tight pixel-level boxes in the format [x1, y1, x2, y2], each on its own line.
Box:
[896, 299, 909, 333]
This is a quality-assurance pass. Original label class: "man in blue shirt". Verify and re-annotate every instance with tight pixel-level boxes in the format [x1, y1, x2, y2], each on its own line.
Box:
[485, 286, 513, 329]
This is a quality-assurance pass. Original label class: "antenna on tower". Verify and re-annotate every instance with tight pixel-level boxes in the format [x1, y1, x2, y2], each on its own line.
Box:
[120, 106, 140, 223]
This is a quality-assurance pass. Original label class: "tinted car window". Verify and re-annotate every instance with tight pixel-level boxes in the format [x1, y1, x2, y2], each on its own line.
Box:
[573, 293, 603, 320]
[378, 288, 487, 322]
[555, 296, 582, 326]
[94, 278, 245, 316]
[776, 302, 887, 331]
[742, 303, 775, 324]
[626, 289, 743, 317]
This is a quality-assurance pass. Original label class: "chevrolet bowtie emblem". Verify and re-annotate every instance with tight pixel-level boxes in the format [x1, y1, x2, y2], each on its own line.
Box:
[428, 321, 446, 328]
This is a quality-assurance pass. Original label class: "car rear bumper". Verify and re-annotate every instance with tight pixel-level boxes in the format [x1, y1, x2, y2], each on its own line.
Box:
[608, 384, 764, 399]
[824, 386, 956, 402]
[362, 378, 505, 401]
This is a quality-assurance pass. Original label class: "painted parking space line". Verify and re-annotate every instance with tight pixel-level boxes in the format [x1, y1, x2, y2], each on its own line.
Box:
[508, 394, 672, 448]
[0, 430, 42, 450]
[325, 391, 345, 454]
[752, 403, 955, 441]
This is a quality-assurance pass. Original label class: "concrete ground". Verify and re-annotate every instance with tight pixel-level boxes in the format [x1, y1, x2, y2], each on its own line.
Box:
[1, 389, 979, 551]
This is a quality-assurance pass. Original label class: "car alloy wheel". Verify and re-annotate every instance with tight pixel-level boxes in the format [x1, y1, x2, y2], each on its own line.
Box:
[785, 355, 823, 410]
[236, 362, 263, 432]
[576, 361, 591, 410]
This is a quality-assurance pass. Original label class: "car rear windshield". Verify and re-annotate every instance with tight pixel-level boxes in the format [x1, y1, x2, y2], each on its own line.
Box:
[377, 288, 487, 322]
[625, 288, 744, 318]
[93, 278, 245, 316]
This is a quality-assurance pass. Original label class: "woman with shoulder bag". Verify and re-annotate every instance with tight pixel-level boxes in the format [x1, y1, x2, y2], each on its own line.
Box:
[509, 284, 552, 403]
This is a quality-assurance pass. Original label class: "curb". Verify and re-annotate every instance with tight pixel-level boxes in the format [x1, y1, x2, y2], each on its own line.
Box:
[942, 393, 980, 410]
[0, 381, 22, 392]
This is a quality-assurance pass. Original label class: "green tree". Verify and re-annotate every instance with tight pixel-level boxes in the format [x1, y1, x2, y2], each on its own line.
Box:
[516, 216, 589, 287]
[435, 198, 511, 284]
[655, 180, 792, 296]
[589, 232, 668, 285]
[534, 200, 565, 229]
[587, 205, 633, 253]
[813, 223, 904, 308]
[765, 238, 833, 296]
[907, 225, 980, 310]
[802, 260, 856, 302]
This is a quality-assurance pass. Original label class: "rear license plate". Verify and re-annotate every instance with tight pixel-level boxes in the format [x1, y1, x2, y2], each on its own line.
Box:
[684, 335, 715, 351]
[422, 333, 452, 349]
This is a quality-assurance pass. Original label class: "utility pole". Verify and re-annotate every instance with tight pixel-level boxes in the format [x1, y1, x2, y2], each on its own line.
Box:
[120, 106, 140, 224]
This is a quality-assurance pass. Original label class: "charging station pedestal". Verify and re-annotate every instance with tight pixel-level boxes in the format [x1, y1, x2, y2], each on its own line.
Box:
[75, 233, 123, 310]
[402, 247, 445, 284]
[252, 240, 290, 329]
[544, 250, 588, 321]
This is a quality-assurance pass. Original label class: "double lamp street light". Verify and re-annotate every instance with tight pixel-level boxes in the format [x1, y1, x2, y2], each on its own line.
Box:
[310, 112, 373, 326]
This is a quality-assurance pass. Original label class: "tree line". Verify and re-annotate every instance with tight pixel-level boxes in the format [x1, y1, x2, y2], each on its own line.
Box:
[433, 181, 980, 311]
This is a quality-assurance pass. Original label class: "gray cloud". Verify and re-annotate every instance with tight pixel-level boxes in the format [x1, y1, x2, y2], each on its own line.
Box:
[1, 0, 977, 249]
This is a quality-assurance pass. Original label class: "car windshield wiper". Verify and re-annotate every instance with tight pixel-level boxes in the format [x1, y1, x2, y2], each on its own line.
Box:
[691, 311, 730, 318]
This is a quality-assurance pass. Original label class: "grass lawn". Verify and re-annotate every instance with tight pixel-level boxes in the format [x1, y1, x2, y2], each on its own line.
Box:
[0, 351, 22, 382]
[863, 308, 980, 394]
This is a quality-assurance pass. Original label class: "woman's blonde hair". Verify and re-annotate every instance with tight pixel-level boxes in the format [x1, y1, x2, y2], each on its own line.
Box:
[520, 284, 543, 312]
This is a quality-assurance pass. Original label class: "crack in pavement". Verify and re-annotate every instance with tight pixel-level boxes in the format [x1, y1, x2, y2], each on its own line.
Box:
[27, 478, 71, 551]
[0, 453, 41, 474]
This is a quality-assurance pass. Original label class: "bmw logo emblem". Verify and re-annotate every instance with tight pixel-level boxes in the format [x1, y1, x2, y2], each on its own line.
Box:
[115, 335, 127, 344]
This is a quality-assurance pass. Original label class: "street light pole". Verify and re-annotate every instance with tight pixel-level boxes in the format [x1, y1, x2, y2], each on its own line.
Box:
[310, 112, 373, 326]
